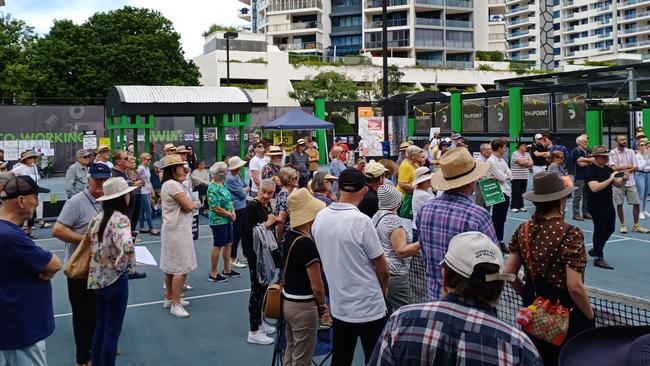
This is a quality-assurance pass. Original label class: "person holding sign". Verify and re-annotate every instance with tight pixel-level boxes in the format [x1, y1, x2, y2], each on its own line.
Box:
[486, 138, 513, 252]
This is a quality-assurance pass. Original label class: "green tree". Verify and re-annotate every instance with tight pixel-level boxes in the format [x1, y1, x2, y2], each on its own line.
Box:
[202, 24, 240, 37]
[288, 71, 359, 104]
[0, 15, 41, 104]
[372, 65, 408, 100]
[29, 6, 200, 104]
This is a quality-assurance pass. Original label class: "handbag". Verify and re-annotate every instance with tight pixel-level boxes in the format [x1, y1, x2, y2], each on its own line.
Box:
[516, 222, 571, 346]
[262, 234, 308, 321]
[64, 217, 96, 279]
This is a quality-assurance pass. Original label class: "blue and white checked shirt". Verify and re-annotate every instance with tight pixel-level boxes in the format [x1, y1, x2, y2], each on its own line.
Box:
[416, 191, 498, 301]
[368, 294, 543, 366]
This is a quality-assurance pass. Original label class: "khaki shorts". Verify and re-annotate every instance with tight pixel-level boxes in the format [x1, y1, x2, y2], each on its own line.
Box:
[613, 185, 640, 206]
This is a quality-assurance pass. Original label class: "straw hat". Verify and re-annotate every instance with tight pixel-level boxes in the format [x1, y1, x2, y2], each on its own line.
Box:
[413, 167, 433, 185]
[266, 146, 284, 156]
[591, 145, 610, 156]
[228, 156, 246, 170]
[163, 143, 176, 152]
[97, 144, 110, 153]
[430, 148, 490, 191]
[162, 154, 186, 169]
[20, 150, 40, 162]
[96, 177, 137, 202]
[323, 174, 338, 181]
[287, 188, 325, 228]
[522, 171, 577, 202]
[176, 145, 190, 153]
[399, 142, 411, 151]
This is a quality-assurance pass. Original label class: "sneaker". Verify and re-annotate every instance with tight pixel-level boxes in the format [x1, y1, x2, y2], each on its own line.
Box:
[587, 248, 596, 258]
[239, 257, 248, 265]
[641, 212, 647, 220]
[222, 269, 241, 278]
[510, 208, 519, 213]
[519, 207, 527, 212]
[594, 259, 614, 270]
[261, 322, 276, 335]
[128, 271, 147, 280]
[247, 331, 274, 345]
[231, 259, 247, 268]
[183, 283, 193, 291]
[208, 274, 228, 282]
[170, 304, 189, 318]
[644, 211, 650, 217]
[633, 224, 650, 233]
[135, 237, 143, 243]
[163, 298, 190, 309]
[620, 224, 628, 234]
[572, 215, 584, 221]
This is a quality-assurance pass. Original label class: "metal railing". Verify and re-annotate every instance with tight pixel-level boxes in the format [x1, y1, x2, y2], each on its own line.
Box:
[598, 32, 612, 38]
[445, 19, 473, 28]
[365, 18, 408, 28]
[446, 60, 474, 69]
[268, 0, 323, 12]
[508, 41, 532, 49]
[416, 59, 444, 67]
[488, 0, 505, 5]
[268, 21, 323, 32]
[598, 45, 612, 52]
[510, 29, 530, 37]
[414, 38, 445, 47]
[415, 18, 443, 26]
[446, 0, 473, 8]
[365, 39, 410, 48]
[277, 42, 323, 51]
[621, 41, 638, 48]
[366, 0, 409, 8]
[415, 0, 444, 5]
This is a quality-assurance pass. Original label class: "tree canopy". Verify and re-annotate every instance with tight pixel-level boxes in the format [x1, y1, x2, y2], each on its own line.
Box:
[1, 7, 201, 104]
[202, 24, 240, 38]
[288, 71, 359, 104]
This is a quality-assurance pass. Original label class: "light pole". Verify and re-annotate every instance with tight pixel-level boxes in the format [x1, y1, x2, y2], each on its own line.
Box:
[224, 31, 239, 85]
[381, 0, 389, 142]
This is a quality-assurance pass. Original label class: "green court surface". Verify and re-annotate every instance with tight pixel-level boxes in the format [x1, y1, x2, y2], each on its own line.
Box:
[32, 201, 650, 365]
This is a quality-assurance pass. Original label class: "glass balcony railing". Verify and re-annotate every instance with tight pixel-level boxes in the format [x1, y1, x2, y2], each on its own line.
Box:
[277, 42, 323, 51]
[365, 39, 410, 48]
[268, 0, 323, 12]
[366, 0, 409, 8]
[415, 0, 444, 5]
[416, 59, 444, 67]
[445, 19, 473, 28]
[446, 60, 474, 69]
[415, 38, 445, 47]
[446, 0, 473, 8]
[415, 18, 443, 26]
[268, 21, 323, 32]
[365, 18, 409, 28]
[445, 40, 474, 49]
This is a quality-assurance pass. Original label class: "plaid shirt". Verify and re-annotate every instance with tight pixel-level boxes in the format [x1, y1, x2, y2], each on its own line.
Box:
[368, 294, 543, 366]
[416, 191, 498, 301]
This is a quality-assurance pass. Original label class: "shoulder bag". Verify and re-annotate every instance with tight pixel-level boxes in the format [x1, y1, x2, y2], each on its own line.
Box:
[516, 222, 572, 346]
[262, 234, 308, 321]
[64, 216, 97, 279]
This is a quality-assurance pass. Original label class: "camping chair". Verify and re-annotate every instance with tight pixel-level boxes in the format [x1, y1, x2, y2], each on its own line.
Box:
[270, 316, 333, 366]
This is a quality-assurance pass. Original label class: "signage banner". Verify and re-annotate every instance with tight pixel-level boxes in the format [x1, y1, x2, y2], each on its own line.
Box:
[478, 178, 505, 206]
[462, 99, 484, 132]
[556, 93, 585, 130]
[487, 97, 509, 132]
[414, 104, 433, 135]
[83, 130, 97, 150]
[522, 94, 551, 131]
[434, 102, 451, 131]
[358, 107, 384, 157]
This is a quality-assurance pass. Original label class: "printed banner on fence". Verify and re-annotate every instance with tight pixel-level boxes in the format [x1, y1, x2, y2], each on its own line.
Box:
[358, 107, 384, 157]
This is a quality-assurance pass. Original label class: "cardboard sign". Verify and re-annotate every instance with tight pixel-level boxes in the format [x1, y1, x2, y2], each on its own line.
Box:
[478, 178, 505, 206]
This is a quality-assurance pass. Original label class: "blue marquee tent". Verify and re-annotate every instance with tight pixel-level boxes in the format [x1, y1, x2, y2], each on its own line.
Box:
[262, 108, 334, 130]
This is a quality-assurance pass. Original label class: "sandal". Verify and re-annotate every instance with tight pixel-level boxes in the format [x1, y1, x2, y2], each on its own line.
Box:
[139, 228, 151, 233]
[150, 229, 160, 236]
[38, 222, 51, 228]
[28, 233, 38, 239]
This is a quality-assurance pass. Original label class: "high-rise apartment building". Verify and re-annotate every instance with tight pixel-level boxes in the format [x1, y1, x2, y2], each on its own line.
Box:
[238, 0, 509, 68]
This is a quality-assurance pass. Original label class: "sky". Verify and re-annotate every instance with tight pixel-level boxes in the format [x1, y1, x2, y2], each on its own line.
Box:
[1, 0, 248, 59]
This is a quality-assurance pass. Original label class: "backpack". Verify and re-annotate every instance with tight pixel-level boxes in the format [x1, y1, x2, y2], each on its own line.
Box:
[252, 223, 279, 286]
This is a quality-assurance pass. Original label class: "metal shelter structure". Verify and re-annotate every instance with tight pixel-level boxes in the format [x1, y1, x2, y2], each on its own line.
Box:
[105, 86, 252, 161]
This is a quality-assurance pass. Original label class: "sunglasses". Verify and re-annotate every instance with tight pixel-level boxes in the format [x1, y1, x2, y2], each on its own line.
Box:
[290, 176, 298, 180]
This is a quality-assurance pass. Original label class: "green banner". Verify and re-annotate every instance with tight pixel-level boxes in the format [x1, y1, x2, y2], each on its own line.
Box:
[478, 178, 505, 206]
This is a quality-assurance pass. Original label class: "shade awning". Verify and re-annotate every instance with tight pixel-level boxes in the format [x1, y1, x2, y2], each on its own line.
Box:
[261, 108, 334, 130]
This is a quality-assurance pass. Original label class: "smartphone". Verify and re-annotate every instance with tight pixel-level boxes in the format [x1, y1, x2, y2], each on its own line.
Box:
[615, 172, 625, 178]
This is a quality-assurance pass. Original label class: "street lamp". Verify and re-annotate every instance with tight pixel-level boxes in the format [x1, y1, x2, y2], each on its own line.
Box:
[224, 31, 239, 86]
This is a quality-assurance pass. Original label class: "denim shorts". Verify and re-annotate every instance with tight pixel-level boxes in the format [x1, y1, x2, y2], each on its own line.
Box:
[0, 341, 47, 366]
[210, 223, 233, 247]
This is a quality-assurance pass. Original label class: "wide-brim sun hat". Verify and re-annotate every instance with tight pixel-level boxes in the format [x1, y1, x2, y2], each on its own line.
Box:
[228, 156, 246, 170]
[175, 146, 190, 153]
[523, 171, 578, 202]
[162, 154, 186, 169]
[266, 146, 284, 156]
[97, 177, 137, 202]
[288, 188, 326, 228]
[324, 174, 338, 181]
[20, 150, 41, 162]
[377, 184, 402, 210]
[163, 143, 176, 152]
[399, 142, 410, 151]
[558, 326, 650, 366]
[430, 148, 490, 191]
[591, 145, 610, 156]
[413, 166, 433, 185]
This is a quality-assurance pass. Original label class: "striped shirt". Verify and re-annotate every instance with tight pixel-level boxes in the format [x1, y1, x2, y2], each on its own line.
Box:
[416, 191, 498, 301]
[510, 151, 531, 180]
[368, 294, 543, 366]
[609, 147, 637, 187]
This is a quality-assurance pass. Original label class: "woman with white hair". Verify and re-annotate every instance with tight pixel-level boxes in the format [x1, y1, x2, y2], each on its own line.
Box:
[397, 145, 422, 219]
[273, 166, 299, 243]
[372, 184, 420, 312]
[207, 162, 240, 283]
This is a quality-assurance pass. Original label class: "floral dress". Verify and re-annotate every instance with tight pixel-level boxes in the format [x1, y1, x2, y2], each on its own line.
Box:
[87, 211, 135, 289]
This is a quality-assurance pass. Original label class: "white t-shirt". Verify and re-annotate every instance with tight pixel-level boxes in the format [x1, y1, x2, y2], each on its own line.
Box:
[249, 155, 267, 193]
[412, 188, 435, 230]
[11, 163, 39, 183]
[312, 203, 387, 323]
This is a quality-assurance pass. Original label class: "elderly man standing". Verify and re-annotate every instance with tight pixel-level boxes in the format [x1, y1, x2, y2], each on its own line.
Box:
[0, 176, 61, 366]
[52, 163, 110, 366]
[571, 134, 593, 221]
[417, 148, 497, 302]
[312, 168, 390, 365]
[65, 149, 91, 198]
[486, 138, 513, 251]
[358, 160, 386, 218]
[290, 139, 310, 188]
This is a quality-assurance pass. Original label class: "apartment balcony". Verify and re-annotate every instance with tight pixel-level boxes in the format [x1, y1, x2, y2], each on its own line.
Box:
[622, 10, 650, 22]
[446, 60, 474, 69]
[445, 19, 473, 29]
[414, 38, 445, 48]
[619, 0, 642, 10]
[330, 24, 362, 35]
[622, 25, 650, 35]
[446, 0, 473, 8]
[331, 1, 361, 14]
[365, 39, 410, 48]
[365, 18, 409, 29]
[597, 45, 612, 52]
[445, 40, 474, 49]
[416, 59, 444, 67]
[509, 4, 535, 16]
[564, 37, 576, 44]
[506, 17, 535, 28]
[488, 0, 505, 6]
[507, 41, 535, 50]
[620, 41, 638, 49]
[415, 18, 443, 27]
[267, 21, 323, 34]
[277, 42, 323, 51]
[594, 5, 611, 14]
[509, 28, 531, 39]
[238, 8, 251, 21]
[415, 0, 444, 6]
[268, 0, 323, 13]
[239, 0, 251, 5]
[366, 0, 409, 8]
[597, 32, 613, 39]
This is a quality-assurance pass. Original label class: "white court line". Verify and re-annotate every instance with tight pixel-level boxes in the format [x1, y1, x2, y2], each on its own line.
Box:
[54, 288, 251, 318]
[50, 234, 215, 253]
[34, 224, 213, 243]
[584, 238, 628, 248]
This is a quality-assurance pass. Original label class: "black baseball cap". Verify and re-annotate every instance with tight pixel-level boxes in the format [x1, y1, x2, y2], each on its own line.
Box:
[338, 168, 366, 192]
[89, 163, 111, 179]
[1, 176, 50, 200]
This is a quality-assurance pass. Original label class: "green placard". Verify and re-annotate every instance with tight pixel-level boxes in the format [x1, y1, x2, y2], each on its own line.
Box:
[478, 178, 505, 206]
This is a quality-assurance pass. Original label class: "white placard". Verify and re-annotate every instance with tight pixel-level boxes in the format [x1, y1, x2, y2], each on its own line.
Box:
[429, 127, 441, 141]
[135, 246, 157, 266]
[4, 141, 19, 160]
[44, 148, 55, 157]
[83, 135, 97, 150]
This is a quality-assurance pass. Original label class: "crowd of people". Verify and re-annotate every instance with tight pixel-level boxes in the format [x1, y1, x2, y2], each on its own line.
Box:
[2, 129, 650, 366]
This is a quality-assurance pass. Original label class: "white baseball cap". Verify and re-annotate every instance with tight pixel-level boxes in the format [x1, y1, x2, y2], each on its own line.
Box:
[534, 133, 543, 140]
[443, 232, 516, 282]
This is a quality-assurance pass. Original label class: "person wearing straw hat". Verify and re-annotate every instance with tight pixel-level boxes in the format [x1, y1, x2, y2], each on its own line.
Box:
[358, 160, 386, 218]
[11, 150, 47, 238]
[310, 172, 338, 206]
[159, 154, 201, 318]
[396, 141, 412, 167]
[156, 143, 176, 174]
[559, 326, 650, 366]
[369, 232, 541, 366]
[281, 188, 328, 366]
[584, 145, 626, 269]
[372, 184, 420, 312]
[87, 177, 137, 366]
[417, 147, 497, 302]
[95, 144, 113, 170]
[225, 156, 250, 268]
[504, 171, 595, 366]
[290, 139, 310, 188]
[262, 145, 284, 195]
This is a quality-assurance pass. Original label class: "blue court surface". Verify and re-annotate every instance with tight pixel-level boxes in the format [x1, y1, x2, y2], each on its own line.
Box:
[32, 197, 650, 365]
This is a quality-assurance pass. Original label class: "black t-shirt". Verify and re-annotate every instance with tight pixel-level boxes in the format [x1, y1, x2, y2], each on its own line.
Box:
[532, 143, 549, 166]
[358, 185, 379, 218]
[282, 229, 321, 299]
[584, 164, 614, 207]
[242, 199, 271, 262]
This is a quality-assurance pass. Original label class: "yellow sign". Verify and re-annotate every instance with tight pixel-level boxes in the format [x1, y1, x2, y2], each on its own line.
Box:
[358, 106, 374, 117]
[273, 131, 293, 153]
[99, 137, 111, 149]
